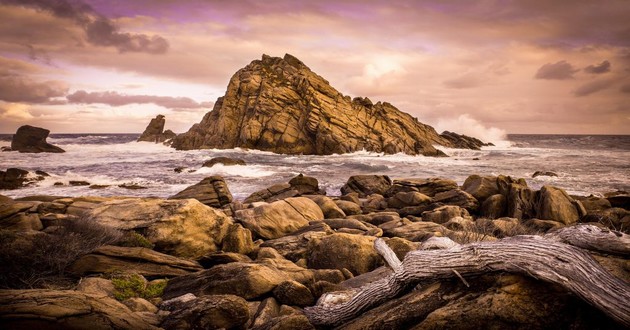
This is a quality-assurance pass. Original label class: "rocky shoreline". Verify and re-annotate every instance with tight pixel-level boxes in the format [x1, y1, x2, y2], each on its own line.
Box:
[0, 173, 628, 329]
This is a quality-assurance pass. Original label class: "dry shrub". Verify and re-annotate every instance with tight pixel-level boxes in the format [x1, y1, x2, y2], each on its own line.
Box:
[0, 217, 122, 289]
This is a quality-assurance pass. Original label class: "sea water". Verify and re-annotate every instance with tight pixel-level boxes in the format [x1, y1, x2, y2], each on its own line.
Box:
[0, 134, 628, 200]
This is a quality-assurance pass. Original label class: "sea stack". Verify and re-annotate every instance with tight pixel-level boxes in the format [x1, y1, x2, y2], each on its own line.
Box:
[172, 54, 484, 156]
[137, 114, 176, 143]
[10, 125, 65, 153]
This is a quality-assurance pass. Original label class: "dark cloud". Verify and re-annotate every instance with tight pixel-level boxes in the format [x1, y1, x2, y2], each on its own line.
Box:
[0, 75, 68, 103]
[573, 79, 616, 97]
[1, 0, 169, 54]
[66, 90, 213, 109]
[584, 60, 611, 74]
[534, 61, 579, 80]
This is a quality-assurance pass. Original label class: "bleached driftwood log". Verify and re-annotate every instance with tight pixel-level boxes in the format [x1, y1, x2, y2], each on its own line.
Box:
[304, 225, 630, 327]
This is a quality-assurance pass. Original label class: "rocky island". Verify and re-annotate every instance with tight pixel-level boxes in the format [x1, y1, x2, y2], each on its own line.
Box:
[138, 115, 176, 144]
[172, 54, 487, 155]
[8, 125, 65, 153]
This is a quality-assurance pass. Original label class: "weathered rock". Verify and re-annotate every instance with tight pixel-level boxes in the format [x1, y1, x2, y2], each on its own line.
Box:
[0, 201, 33, 220]
[288, 174, 322, 195]
[341, 175, 392, 197]
[382, 221, 449, 242]
[387, 191, 432, 209]
[70, 245, 203, 277]
[433, 189, 479, 212]
[442, 216, 476, 231]
[537, 185, 579, 224]
[245, 174, 323, 203]
[307, 233, 382, 276]
[137, 114, 175, 143]
[69, 180, 90, 186]
[260, 224, 332, 261]
[323, 218, 374, 232]
[236, 197, 324, 240]
[169, 176, 233, 208]
[439, 131, 492, 150]
[348, 212, 401, 226]
[273, 280, 315, 307]
[222, 223, 255, 255]
[171, 54, 479, 156]
[0, 289, 159, 329]
[250, 297, 281, 329]
[334, 200, 363, 216]
[462, 175, 499, 202]
[161, 294, 250, 330]
[523, 218, 565, 232]
[87, 198, 233, 259]
[163, 262, 287, 300]
[605, 191, 630, 210]
[479, 194, 507, 219]
[76, 277, 116, 297]
[505, 182, 537, 220]
[576, 195, 612, 213]
[385, 237, 419, 261]
[309, 195, 346, 219]
[422, 205, 470, 224]
[387, 178, 458, 197]
[197, 252, 252, 269]
[123, 297, 158, 313]
[0, 168, 50, 190]
[0, 212, 42, 231]
[532, 171, 558, 178]
[362, 193, 388, 212]
[257, 314, 315, 330]
[202, 156, 246, 167]
[580, 208, 630, 232]
[10, 125, 65, 153]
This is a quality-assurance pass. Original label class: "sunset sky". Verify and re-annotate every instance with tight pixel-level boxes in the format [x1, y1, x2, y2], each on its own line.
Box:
[1, 0, 629, 138]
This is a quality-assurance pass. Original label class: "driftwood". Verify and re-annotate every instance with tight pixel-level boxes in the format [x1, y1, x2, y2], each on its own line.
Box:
[304, 224, 630, 327]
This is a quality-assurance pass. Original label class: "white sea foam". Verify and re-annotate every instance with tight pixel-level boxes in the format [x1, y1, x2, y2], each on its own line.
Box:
[195, 164, 278, 178]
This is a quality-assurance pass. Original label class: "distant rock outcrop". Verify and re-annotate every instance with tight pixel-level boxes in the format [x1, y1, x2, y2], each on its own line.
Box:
[172, 54, 485, 156]
[439, 131, 494, 150]
[10, 125, 65, 153]
[137, 115, 176, 143]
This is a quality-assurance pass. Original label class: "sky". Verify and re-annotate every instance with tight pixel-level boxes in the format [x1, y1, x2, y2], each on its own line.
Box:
[0, 0, 629, 138]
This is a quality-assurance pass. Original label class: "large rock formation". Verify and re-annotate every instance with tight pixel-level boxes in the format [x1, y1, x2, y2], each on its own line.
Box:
[10, 125, 65, 153]
[172, 54, 481, 155]
[137, 114, 176, 143]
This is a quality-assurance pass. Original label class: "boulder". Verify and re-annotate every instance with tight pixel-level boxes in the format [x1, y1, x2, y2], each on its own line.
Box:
[10, 125, 65, 153]
[307, 233, 382, 276]
[433, 189, 479, 212]
[273, 280, 315, 307]
[197, 252, 252, 269]
[163, 262, 287, 300]
[202, 156, 246, 167]
[249, 297, 280, 329]
[480, 194, 507, 219]
[505, 182, 537, 220]
[0, 289, 159, 329]
[334, 200, 363, 216]
[76, 277, 116, 297]
[387, 191, 432, 209]
[309, 195, 346, 219]
[576, 195, 612, 213]
[70, 245, 203, 277]
[221, 223, 255, 255]
[0, 201, 33, 220]
[362, 193, 388, 212]
[288, 174, 322, 195]
[87, 198, 233, 259]
[169, 176, 233, 208]
[580, 208, 630, 232]
[244, 174, 323, 203]
[161, 294, 250, 330]
[382, 221, 449, 242]
[0, 168, 48, 190]
[532, 171, 558, 178]
[260, 223, 332, 261]
[462, 175, 499, 202]
[0, 212, 42, 231]
[536, 186, 579, 225]
[171, 54, 479, 156]
[422, 205, 470, 224]
[341, 175, 392, 197]
[348, 212, 401, 226]
[137, 114, 175, 143]
[236, 197, 323, 240]
[387, 178, 458, 197]
[605, 191, 630, 210]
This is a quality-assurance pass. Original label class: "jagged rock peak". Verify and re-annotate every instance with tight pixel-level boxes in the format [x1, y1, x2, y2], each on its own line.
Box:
[172, 54, 481, 155]
[138, 114, 176, 144]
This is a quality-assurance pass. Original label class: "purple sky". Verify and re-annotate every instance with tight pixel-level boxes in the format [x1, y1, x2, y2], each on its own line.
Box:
[1, 0, 629, 139]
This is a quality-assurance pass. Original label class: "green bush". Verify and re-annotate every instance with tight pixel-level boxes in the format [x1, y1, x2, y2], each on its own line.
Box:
[116, 231, 154, 249]
[111, 274, 167, 301]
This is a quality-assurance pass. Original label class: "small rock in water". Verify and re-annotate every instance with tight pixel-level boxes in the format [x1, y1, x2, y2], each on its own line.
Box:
[118, 183, 147, 190]
[203, 157, 246, 167]
[89, 184, 110, 189]
[532, 171, 558, 178]
[53, 182, 64, 186]
[69, 180, 90, 186]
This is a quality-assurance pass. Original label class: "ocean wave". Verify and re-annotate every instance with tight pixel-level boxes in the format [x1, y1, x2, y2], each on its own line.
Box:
[195, 164, 278, 178]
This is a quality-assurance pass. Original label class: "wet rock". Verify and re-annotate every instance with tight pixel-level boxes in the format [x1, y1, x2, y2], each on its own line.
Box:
[341, 175, 392, 197]
[202, 156, 246, 167]
[118, 183, 147, 190]
[0, 168, 34, 190]
[10, 125, 65, 153]
[236, 197, 324, 240]
[532, 171, 558, 178]
[439, 131, 492, 150]
[69, 180, 90, 186]
[169, 176, 233, 208]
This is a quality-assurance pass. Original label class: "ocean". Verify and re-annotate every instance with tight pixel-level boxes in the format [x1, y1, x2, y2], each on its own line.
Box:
[1, 134, 628, 200]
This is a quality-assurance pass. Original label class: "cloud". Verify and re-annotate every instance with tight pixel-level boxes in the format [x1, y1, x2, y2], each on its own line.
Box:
[66, 90, 213, 109]
[573, 79, 617, 97]
[584, 60, 611, 74]
[2, 0, 169, 54]
[443, 73, 483, 89]
[0, 102, 34, 120]
[534, 60, 579, 80]
[0, 75, 68, 103]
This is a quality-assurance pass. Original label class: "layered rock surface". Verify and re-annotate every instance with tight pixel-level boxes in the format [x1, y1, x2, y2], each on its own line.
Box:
[172, 54, 479, 155]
